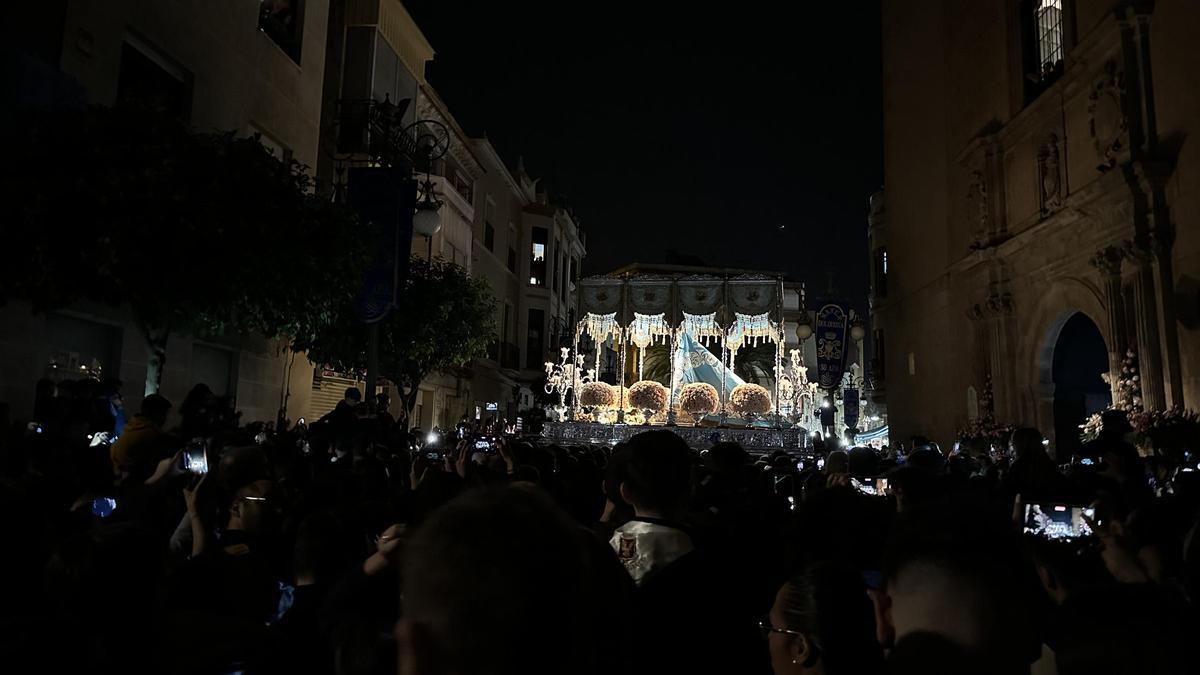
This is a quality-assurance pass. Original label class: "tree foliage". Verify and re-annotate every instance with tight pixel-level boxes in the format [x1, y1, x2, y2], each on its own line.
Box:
[1, 104, 369, 392]
[295, 256, 497, 415]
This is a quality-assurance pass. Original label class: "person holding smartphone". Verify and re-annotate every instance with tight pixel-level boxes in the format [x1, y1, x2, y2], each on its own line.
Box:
[109, 393, 177, 483]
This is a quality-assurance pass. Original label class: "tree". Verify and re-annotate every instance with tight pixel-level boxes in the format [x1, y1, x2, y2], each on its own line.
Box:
[1, 104, 369, 394]
[296, 257, 496, 416]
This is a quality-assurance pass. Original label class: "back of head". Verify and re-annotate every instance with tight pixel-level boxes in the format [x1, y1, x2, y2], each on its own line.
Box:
[400, 487, 593, 675]
[705, 441, 749, 473]
[139, 393, 171, 422]
[847, 446, 878, 477]
[882, 500, 1036, 671]
[825, 450, 849, 475]
[621, 430, 693, 514]
[780, 561, 884, 674]
[1010, 427, 1045, 460]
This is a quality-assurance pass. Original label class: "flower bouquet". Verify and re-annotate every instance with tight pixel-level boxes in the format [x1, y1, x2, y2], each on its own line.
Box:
[628, 381, 669, 424]
[679, 382, 719, 425]
[577, 381, 615, 417]
[729, 383, 772, 422]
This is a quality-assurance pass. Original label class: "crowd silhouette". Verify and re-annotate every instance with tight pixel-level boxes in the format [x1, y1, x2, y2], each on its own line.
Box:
[0, 380, 1196, 675]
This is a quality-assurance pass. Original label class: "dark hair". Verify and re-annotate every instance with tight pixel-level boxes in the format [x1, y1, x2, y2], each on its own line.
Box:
[343, 387, 361, 401]
[620, 430, 692, 513]
[139, 393, 171, 419]
[401, 487, 594, 675]
[1010, 427, 1045, 459]
[779, 561, 884, 674]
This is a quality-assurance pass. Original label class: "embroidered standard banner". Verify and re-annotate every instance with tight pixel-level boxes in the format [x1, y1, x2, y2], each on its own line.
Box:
[814, 304, 848, 389]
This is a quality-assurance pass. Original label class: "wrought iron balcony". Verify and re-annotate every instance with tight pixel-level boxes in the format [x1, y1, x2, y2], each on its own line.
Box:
[334, 97, 448, 172]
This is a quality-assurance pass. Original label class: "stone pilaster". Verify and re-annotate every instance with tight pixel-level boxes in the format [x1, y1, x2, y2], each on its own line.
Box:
[1124, 239, 1165, 411]
[1091, 246, 1126, 401]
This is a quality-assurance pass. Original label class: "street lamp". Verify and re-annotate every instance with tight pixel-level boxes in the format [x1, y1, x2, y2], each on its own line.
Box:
[413, 176, 443, 260]
[795, 310, 814, 341]
[850, 315, 866, 342]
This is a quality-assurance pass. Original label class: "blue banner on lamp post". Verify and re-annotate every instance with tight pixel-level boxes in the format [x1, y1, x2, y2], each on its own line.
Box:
[814, 303, 848, 390]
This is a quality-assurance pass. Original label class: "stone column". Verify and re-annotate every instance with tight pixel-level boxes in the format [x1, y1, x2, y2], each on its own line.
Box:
[1091, 246, 1126, 401]
[1126, 241, 1166, 411]
[983, 288, 1016, 423]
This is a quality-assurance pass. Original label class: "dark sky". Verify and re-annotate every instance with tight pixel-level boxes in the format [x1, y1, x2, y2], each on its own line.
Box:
[404, 1, 882, 308]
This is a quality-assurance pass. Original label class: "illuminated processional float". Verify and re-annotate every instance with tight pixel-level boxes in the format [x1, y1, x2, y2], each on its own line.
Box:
[543, 273, 814, 451]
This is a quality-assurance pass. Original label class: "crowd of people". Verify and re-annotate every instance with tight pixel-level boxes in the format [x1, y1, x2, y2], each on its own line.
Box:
[0, 381, 1198, 675]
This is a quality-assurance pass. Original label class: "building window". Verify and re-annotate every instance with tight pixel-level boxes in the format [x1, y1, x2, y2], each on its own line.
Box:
[450, 170, 473, 203]
[873, 247, 888, 298]
[246, 124, 293, 162]
[258, 0, 304, 64]
[484, 222, 495, 252]
[117, 37, 192, 120]
[552, 240, 560, 293]
[1035, 1, 1064, 76]
[530, 227, 547, 286]
[526, 309, 545, 369]
[1022, 0, 1069, 102]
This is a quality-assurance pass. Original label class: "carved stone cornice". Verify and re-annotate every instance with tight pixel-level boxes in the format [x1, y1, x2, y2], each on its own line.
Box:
[967, 290, 1014, 321]
[1090, 245, 1124, 276]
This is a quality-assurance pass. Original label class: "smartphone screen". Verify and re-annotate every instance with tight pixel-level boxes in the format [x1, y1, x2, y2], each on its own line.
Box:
[92, 497, 117, 518]
[185, 443, 209, 474]
[1023, 503, 1095, 541]
[852, 477, 887, 497]
[425, 451, 442, 461]
[474, 437, 495, 452]
[1079, 457, 1095, 466]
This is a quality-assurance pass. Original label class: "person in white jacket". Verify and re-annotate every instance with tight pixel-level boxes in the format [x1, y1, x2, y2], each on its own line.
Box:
[608, 430, 695, 585]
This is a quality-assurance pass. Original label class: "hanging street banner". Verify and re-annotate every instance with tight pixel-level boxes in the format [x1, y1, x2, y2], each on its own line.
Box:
[349, 167, 416, 323]
[843, 387, 860, 429]
[814, 303, 848, 389]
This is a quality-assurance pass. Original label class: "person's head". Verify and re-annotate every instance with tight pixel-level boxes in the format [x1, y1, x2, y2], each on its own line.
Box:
[618, 430, 693, 519]
[878, 500, 1036, 673]
[1027, 537, 1110, 606]
[847, 446, 878, 477]
[377, 393, 391, 411]
[766, 561, 885, 675]
[824, 450, 849, 475]
[139, 394, 171, 427]
[397, 487, 594, 675]
[706, 442, 750, 474]
[1009, 427, 1046, 461]
[1099, 409, 1134, 438]
[226, 478, 281, 536]
[885, 466, 939, 513]
[344, 387, 362, 406]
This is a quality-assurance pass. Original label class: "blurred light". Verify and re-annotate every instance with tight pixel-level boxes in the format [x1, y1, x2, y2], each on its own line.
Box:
[822, 401, 831, 409]
[426, 432, 438, 445]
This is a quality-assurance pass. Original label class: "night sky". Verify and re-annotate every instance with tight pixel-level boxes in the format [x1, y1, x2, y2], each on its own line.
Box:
[404, 1, 882, 308]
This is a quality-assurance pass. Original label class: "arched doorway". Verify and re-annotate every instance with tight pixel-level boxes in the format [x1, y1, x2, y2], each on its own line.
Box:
[1051, 312, 1111, 458]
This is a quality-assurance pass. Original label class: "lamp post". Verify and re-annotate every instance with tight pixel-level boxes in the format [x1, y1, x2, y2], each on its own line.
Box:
[413, 175, 442, 260]
[334, 96, 450, 408]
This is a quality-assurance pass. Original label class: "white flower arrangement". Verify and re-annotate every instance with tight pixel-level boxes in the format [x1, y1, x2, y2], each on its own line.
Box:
[729, 383, 772, 415]
[679, 382, 720, 416]
[628, 380, 669, 413]
[577, 381, 615, 409]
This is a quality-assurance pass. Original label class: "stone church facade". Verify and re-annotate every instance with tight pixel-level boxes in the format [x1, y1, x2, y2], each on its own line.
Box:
[875, 0, 1200, 448]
